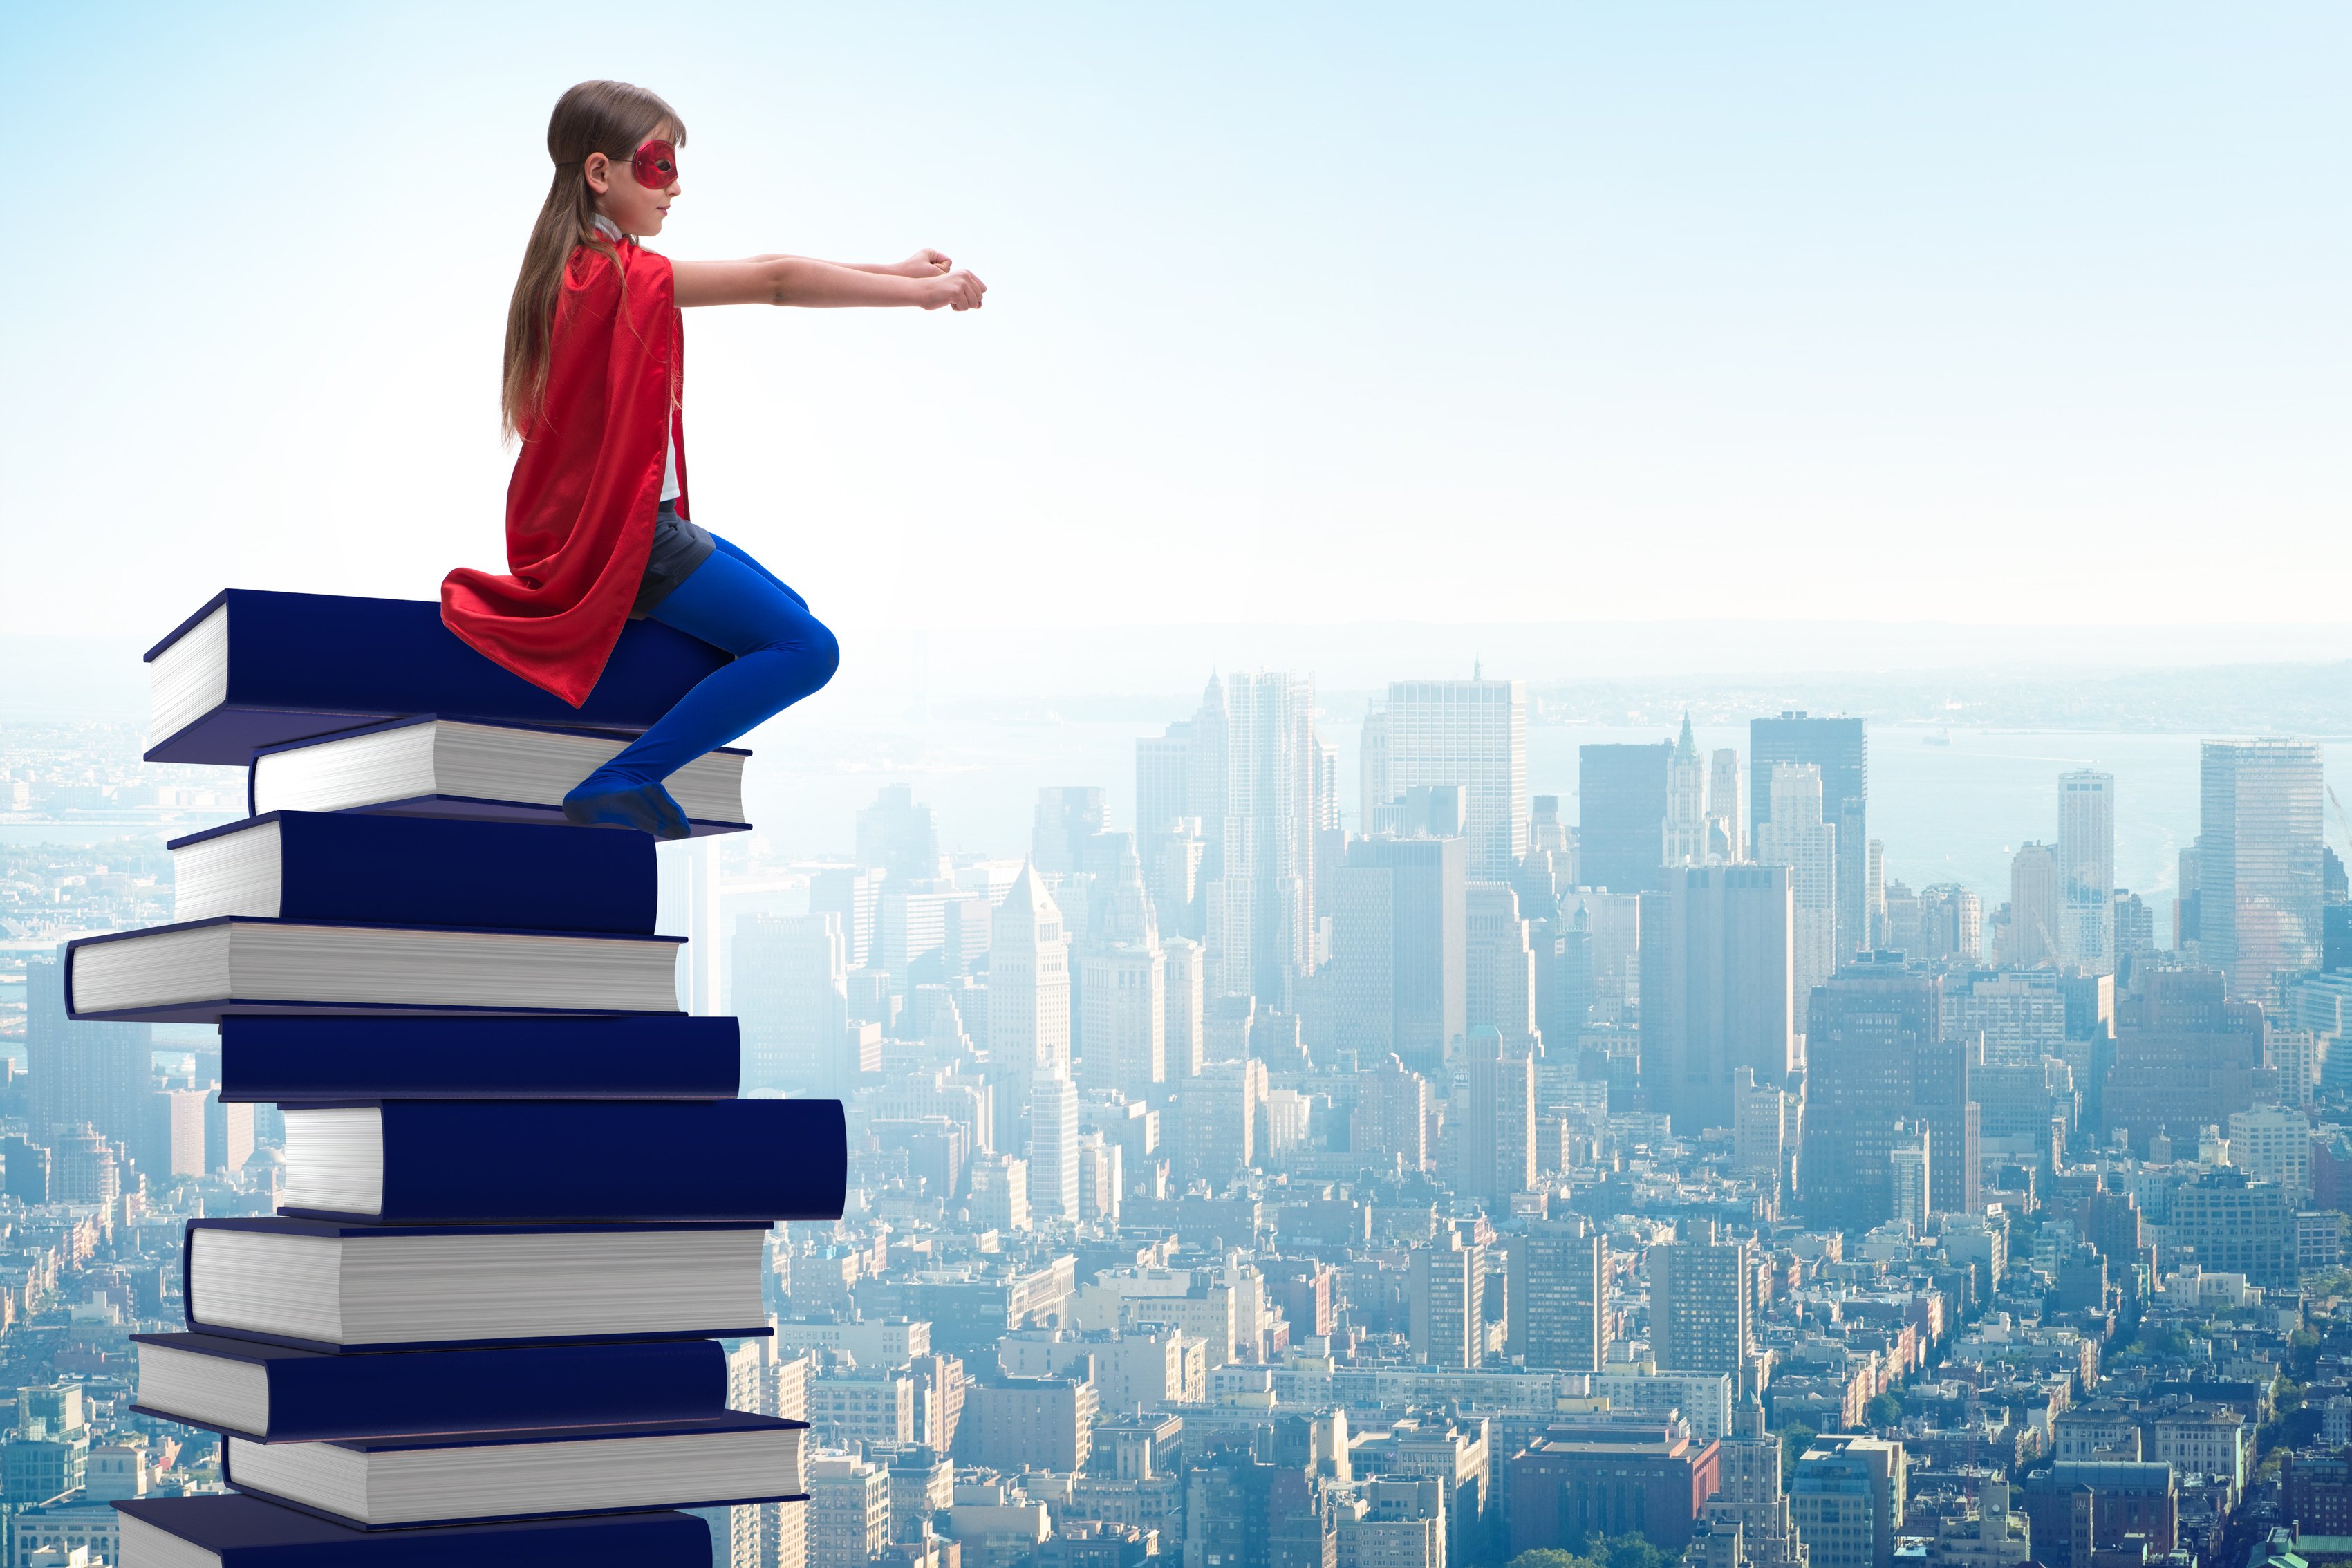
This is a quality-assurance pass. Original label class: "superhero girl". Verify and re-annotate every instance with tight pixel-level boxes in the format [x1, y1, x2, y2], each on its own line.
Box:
[442, 80, 984, 838]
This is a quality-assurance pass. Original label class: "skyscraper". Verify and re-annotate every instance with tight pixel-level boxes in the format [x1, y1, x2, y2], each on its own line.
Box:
[1076, 839, 1166, 1103]
[1649, 1220, 1756, 1388]
[733, 914, 850, 1094]
[2059, 770, 2116, 976]
[1640, 866, 1798, 1134]
[2199, 739, 2326, 1003]
[1466, 883, 1540, 1051]
[1386, 678, 1528, 878]
[1354, 1055, 1432, 1175]
[1802, 957, 1977, 1232]
[24, 955, 151, 1149]
[856, 784, 942, 881]
[1327, 836, 1468, 1076]
[1459, 1032, 1536, 1202]
[1504, 1217, 1608, 1371]
[1665, 717, 1710, 868]
[1708, 748, 1744, 864]
[1754, 763, 1837, 1029]
[1033, 787, 1109, 876]
[1359, 704, 1392, 830]
[1408, 1228, 1485, 1370]
[1029, 1073, 1081, 1224]
[989, 865, 1072, 1137]
[2008, 843, 2062, 969]
[1136, 727, 1192, 835]
[1751, 713, 1867, 962]
[1580, 740, 1674, 895]
[1209, 672, 1322, 1007]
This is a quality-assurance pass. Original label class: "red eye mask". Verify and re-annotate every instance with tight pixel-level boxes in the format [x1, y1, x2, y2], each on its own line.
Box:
[631, 139, 678, 189]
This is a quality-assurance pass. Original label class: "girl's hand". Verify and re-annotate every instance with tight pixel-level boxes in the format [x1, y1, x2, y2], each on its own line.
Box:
[896, 249, 953, 277]
[920, 270, 987, 311]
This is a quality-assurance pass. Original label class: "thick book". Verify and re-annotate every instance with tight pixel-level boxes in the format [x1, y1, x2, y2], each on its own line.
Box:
[184, 1218, 769, 1352]
[131, 1332, 726, 1441]
[144, 588, 731, 765]
[249, 717, 748, 836]
[281, 1100, 846, 1224]
[216, 1014, 740, 1104]
[171, 812, 656, 933]
[115, 1493, 713, 1566]
[223, 1410, 805, 1529]
[64, 917, 683, 1023]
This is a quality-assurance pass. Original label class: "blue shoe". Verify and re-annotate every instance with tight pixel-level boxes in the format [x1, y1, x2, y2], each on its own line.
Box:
[562, 776, 691, 840]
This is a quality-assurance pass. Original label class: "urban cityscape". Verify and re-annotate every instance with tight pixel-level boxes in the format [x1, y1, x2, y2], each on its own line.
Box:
[3, 674, 2351, 1568]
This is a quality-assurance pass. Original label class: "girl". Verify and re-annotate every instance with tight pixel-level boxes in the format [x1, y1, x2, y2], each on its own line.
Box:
[443, 80, 983, 839]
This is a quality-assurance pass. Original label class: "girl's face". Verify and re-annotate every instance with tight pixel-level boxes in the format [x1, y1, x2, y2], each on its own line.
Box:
[586, 126, 681, 236]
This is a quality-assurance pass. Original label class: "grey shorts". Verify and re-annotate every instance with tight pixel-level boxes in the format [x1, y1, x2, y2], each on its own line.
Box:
[631, 499, 718, 619]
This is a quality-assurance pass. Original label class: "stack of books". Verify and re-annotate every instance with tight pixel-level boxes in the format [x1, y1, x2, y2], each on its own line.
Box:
[78, 590, 845, 1567]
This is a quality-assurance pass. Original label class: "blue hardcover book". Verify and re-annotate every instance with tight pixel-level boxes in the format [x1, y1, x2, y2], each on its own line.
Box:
[184, 1218, 772, 1352]
[115, 1493, 713, 1566]
[131, 1332, 727, 1441]
[217, 1014, 741, 1103]
[221, 1410, 807, 1529]
[170, 812, 657, 934]
[143, 588, 730, 765]
[278, 1099, 846, 1224]
[64, 917, 683, 1023]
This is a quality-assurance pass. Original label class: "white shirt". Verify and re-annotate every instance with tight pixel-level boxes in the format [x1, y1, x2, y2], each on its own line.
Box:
[591, 215, 682, 504]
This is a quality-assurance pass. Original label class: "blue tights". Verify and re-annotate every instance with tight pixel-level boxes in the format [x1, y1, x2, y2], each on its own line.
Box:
[581, 534, 840, 793]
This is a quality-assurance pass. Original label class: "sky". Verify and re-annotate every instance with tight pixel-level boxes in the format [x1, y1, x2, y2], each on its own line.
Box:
[3, 2, 2348, 671]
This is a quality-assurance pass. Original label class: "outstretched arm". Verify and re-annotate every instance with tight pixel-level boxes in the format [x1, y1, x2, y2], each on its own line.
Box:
[673, 249, 984, 310]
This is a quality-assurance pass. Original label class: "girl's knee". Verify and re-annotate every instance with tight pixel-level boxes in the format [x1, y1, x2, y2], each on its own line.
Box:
[806, 619, 841, 690]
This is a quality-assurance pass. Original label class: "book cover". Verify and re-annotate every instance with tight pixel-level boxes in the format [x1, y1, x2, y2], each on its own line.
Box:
[114, 1493, 714, 1565]
[171, 812, 657, 933]
[216, 1014, 741, 1103]
[280, 1099, 846, 1224]
[130, 1332, 728, 1441]
[144, 588, 731, 765]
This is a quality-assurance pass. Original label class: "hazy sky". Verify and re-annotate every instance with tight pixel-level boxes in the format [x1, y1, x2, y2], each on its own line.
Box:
[5, 2, 2346, 651]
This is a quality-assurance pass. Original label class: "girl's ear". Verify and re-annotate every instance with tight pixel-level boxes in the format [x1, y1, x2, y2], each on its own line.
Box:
[583, 151, 613, 194]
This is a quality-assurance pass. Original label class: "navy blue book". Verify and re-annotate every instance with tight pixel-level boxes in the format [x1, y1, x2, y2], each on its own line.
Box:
[131, 1332, 726, 1441]
[217, 1014, 741, 1103]
[185, 1218, 772, 1352]
[279, 1099, 846, 1224]
[115, 1493, 713, 1566]
[216, 1014, 740, 1103]
[221, 1410, 806, 1529]
[144, 588, 730, 765]
[64, 917, 682, 1023]
[170, 812, 657, 934]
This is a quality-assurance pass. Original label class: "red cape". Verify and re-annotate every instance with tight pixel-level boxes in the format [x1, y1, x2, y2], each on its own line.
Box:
[441, 235, 689, 707]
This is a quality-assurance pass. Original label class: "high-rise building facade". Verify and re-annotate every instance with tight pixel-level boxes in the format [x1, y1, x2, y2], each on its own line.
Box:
[1754, 764, 1837, 1029]
[1802, 958, 1977, 1233]
[2008, 843, 2062, 969]
[1459, 1033, 1536, 1202]
[1640, 866, 1797, 1134]
[1580, 741, 1673, 895]
[1504, 1219, 1608, 1371]
[1751, 713, 1867, 964]
[2059, 770, 2116, 975]
[1029, 1074, 1081, 1224]
[1408, 1229, 1485, 1370]
[1650, 1221, 1756, 1388]
[1359, 705, 1392, 832]
[24, 955, 151, 1148]
[1709, 748, 1744, 864]
[1327, 837, 1468, 1076]
[1665, 717, 1710, 869]
[1385, 678, 1527, 878]
[732, 915, 850, 1094]
[2199, 739, 2326, 1002]
[1211, 672, 1323, 1007]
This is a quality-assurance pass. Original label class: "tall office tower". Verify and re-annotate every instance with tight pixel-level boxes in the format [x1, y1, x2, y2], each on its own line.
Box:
[1561, 890, 1642, 1023]
[2006, 843, 2061, 969]
[2175, 841, 2203, 953]
[1359, 704, 1392, 828]
[1755, 765, 1838, 1030]
[1532, 793, 1573, 858]
[1648, 1219, 1757, 1388]
[2102, 968, 2275, 1148]
[1751, 712, 1868, 963]
[1137, 727, 1191, 833]
[1802, 958, 1977, 1231]
[1033, 787, 1110, 875]
[1163, 937, 1206, 1083]
[1665, 717, 1710, 868]
[1865, 841, 1885, 947]
[1209, 671, 1321, 1007]
[1327, 836, 1468, 1076]
[1459, 1032, 1536, 1202]
[1580, 740, 1674, 894]
[733, 914, 851, 1093]
[1029, 1073, 1081, 1224]
[1504, 1217, 1607, 1371]
[1387, 677, 1528, 878]
[989, 865, 1072, 1135]
[2059, 770, 2117, 975]
[1408, 1227, 1485, 1369]
[1354, 1055, 1432, 1174]
[1706, 1397, 1809, 1568]
[1639, 866, 1798, 1134]
[1179, 1058, 1266, 1188]
[1466, 884, 1540, 1049]
[1078, 841, 1166, 1103]
[2200, 739, 2326, 1002]
[1733, 1067, 1795, 1211]
[24, 956, 152, 1147]
[1789, 1436, 1905, 1568]
[1887, 1122, 1930, 1231]
[856, 783, 942, 880]
[1912, 884, 1983, 963]
[1709, 748, 1744, 864]
[2114, 890, 2156, 969]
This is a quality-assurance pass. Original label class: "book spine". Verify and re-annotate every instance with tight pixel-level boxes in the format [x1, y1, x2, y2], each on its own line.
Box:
[263, 1339, 729, 1441]
[276, 815, 658, 935]
[219, 1021, 740, 1103]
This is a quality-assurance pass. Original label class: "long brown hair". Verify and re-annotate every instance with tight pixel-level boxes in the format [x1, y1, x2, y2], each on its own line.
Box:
[501, 80, 686, 437]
